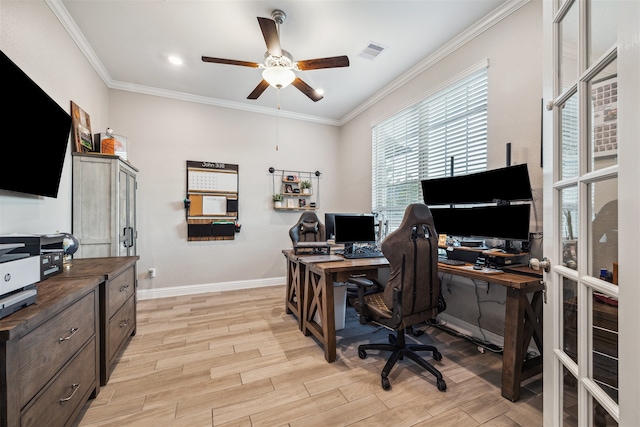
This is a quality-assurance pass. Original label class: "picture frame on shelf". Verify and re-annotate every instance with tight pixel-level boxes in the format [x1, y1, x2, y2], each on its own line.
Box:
[299, 199, 307, 208]
[285, 184, 293, 193]
[287, 199, 296, 208]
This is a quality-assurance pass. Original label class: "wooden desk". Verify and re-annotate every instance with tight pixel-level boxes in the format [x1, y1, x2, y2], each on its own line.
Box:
[283, 249, 544, 401]
[438, 264, 545, 401]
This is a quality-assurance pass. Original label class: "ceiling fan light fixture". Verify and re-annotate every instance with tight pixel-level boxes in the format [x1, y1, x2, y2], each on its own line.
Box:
[262, 67, 295, 89]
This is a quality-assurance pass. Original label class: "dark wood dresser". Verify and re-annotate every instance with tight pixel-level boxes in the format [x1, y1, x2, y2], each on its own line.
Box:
[0, 256, 138, 427]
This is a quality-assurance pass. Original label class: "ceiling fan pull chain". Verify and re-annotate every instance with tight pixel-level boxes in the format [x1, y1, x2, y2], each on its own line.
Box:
[275, 89, 281, 151]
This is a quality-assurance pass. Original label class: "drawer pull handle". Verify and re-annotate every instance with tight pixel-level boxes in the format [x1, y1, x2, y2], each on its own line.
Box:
[120, 284, 130, 292]
[119, 318, 131, 328]
[59, 383, 80, 404]
[350, 274, 367, 278]
[58, 327, 79, 342]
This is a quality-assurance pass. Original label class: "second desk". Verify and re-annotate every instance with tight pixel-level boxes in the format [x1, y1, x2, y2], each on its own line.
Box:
[282, 249, 544, 402]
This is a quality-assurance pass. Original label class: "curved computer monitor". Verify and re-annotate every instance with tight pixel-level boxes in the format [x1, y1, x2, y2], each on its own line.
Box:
[430, 204, 531, 252]
[333, 214, 376, 246]
[421, 164, 533, 205]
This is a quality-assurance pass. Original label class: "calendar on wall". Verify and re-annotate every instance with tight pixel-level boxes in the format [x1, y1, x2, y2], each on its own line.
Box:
[185, 160, 239, 241]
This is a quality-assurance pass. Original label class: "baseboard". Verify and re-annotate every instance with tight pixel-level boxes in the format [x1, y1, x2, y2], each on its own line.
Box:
[137, 276, 286, 300]
[435, 313, 540, 356]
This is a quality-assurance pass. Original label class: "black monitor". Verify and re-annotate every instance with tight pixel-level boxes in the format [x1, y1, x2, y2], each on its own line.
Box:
[324, 212, 358, 240]
[334, 214, 376, 251]
[421, 164, 533, 205]
[430, 204, 531, 250]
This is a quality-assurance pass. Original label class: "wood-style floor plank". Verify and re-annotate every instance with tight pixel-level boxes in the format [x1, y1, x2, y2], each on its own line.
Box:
[74, 285, 542, 427]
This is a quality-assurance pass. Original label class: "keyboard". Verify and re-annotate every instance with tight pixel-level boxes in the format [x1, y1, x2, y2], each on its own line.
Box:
[438, 257, 466, 266]
[342, 251, 385, 259]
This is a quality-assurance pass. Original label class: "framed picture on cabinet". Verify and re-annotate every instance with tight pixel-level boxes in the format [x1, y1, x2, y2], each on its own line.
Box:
[70, 101, 94, 153]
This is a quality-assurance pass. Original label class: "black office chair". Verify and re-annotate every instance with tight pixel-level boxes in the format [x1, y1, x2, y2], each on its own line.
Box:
[289, 212, 328, 254]
[348, 203, 446, 391]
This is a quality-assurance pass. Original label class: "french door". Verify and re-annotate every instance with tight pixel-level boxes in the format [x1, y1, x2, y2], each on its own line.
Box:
[542, 0, 640, 425]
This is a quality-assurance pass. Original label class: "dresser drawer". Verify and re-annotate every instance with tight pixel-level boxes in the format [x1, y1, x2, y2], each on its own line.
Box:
[19, 291, 96, 407]
[21, 337, 97, 427]
[106, 267, 135, 318]
[107, 294, 135, 363]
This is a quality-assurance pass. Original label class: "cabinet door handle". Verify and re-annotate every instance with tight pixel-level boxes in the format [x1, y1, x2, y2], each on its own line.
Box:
[58, 327, 79, 342]
[59, 383, 80, 404]
[119, 318, 131, 328]
[120, 284, 130, 292]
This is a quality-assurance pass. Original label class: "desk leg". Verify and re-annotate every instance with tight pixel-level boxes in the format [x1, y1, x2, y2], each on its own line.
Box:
[502, 287, 544, 401]
[502, 287, 527, 401]
[284, 256, 304, 330]
[302, 268, 336, 362]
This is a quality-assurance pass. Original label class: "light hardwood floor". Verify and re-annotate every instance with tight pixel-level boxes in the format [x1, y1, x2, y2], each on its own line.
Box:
[74, 285, 543, 427]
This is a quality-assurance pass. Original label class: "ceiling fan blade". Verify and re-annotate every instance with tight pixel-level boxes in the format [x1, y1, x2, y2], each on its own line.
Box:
[257, 17, 282, 57]
[296, 56, 350, 71]
[247, 80, 270, 100]
[202, 56, 260, 68]
[291, 77, 323, 102]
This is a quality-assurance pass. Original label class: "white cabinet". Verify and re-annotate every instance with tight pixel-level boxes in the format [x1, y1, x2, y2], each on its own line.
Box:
[72, 153, 138, 258]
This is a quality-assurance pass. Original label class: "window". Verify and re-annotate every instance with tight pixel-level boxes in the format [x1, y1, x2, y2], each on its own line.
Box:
[372, 65, 489, 231]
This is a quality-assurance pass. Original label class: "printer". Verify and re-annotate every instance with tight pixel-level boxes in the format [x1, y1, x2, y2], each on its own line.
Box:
[0, 234, 64, 319]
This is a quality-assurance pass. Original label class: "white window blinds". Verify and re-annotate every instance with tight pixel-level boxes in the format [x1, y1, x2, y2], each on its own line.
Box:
[372, 66, 488, 231]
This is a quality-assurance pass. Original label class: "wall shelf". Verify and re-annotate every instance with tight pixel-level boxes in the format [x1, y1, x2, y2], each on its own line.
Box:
[270, 167, 320, 211]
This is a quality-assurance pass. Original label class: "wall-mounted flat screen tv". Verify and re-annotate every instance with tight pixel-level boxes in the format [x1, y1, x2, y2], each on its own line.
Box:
[0, 50, 71, 198]
[421, 164, 533, 205]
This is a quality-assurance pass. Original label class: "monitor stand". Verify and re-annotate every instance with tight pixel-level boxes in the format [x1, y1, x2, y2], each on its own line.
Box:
[503, 240, 521, 254]
[343, 243, 355, 256]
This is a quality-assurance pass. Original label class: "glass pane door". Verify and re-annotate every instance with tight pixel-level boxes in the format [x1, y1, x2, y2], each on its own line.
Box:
[544, 0, 624, 425]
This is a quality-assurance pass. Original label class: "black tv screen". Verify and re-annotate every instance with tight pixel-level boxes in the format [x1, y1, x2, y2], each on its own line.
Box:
[0, 50, 71, 198]
[430, 204, 531, 241]
[421, 164, 533, 205]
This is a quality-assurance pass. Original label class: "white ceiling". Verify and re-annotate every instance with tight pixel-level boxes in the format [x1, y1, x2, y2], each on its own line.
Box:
[56, 0, 513, 125]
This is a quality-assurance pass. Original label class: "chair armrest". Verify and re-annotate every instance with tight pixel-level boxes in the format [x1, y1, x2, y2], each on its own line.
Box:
[347, 277, 374, 288]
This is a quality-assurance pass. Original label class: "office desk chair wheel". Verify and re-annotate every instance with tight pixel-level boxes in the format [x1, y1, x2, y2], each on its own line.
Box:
[437, 378, 447, 391]
[381, 376, 391, 390]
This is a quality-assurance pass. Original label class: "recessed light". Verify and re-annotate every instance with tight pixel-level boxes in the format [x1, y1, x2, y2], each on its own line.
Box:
[168, 55, 183, 65]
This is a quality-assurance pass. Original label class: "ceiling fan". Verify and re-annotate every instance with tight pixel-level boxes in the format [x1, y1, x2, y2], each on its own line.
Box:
[202, 9, 349, 102]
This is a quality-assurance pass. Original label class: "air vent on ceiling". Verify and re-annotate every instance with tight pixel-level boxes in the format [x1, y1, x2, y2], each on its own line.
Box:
[359, 42, 386, 60]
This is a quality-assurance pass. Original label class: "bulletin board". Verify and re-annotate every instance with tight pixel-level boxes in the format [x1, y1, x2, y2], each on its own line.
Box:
[185, 160, 239, 241]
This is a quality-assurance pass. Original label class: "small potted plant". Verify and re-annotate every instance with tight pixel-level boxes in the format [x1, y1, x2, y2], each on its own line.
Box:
[300, 180, 312, 195]
[272, 193, 284, 208]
